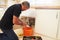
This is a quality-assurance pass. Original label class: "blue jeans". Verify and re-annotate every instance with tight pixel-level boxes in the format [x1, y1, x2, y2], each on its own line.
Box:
[0, 29, 18, 40]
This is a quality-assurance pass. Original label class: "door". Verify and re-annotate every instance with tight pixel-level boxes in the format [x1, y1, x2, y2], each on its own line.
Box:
[35, 9, 59, 40]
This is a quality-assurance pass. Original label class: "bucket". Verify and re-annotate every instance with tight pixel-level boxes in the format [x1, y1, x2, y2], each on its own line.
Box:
[23, 25, 33, 36]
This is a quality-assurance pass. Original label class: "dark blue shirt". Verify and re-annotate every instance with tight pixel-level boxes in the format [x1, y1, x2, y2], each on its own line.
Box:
[0, 4, 22, 30]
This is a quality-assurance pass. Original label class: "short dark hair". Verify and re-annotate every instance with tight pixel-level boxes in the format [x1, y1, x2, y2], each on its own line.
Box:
[22, 1, 30, 8]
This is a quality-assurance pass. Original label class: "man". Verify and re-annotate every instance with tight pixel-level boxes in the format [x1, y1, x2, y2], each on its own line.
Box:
[0, 1, 30, 40]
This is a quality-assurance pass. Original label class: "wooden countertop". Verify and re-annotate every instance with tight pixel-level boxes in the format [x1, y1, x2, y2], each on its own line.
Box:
[31, 6, 60, 9]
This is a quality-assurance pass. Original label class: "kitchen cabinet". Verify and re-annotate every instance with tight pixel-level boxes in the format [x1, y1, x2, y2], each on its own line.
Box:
[57, 11, 60, 39]
[58, 26, 60, 39]
[35, 9, 60, 40]
[41, 36, 55, 40]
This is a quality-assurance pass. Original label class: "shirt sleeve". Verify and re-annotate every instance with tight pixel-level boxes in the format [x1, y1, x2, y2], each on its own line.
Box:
[13, 5, 21, 17]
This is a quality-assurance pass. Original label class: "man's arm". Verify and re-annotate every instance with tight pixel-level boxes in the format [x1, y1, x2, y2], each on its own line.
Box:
[13, 15, 23, 25]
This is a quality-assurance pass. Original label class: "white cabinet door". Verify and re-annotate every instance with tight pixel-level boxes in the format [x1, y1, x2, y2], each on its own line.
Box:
[58, 11, 60, 39]
[41, 36, 55, 40]
[35, 9, 59, 38]
[58, 26, 60, 39]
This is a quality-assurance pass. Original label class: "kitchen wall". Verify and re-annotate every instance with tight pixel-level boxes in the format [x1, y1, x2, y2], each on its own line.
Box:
[35, 0, 59, 6]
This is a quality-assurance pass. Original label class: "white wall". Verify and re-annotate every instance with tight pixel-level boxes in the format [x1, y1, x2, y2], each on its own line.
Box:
[20, 0, 58, 6]
[35, 0, 59, 6]
[20, 0, 60, 6]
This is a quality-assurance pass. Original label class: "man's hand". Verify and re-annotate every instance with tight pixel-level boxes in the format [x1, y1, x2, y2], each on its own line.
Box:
[13, 15, 26, 26]
[19, 20, 26, 26]
[13, 15, 22, 25]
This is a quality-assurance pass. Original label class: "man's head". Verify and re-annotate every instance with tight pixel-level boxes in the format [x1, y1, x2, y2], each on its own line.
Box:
[21, 1, 30, 11]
